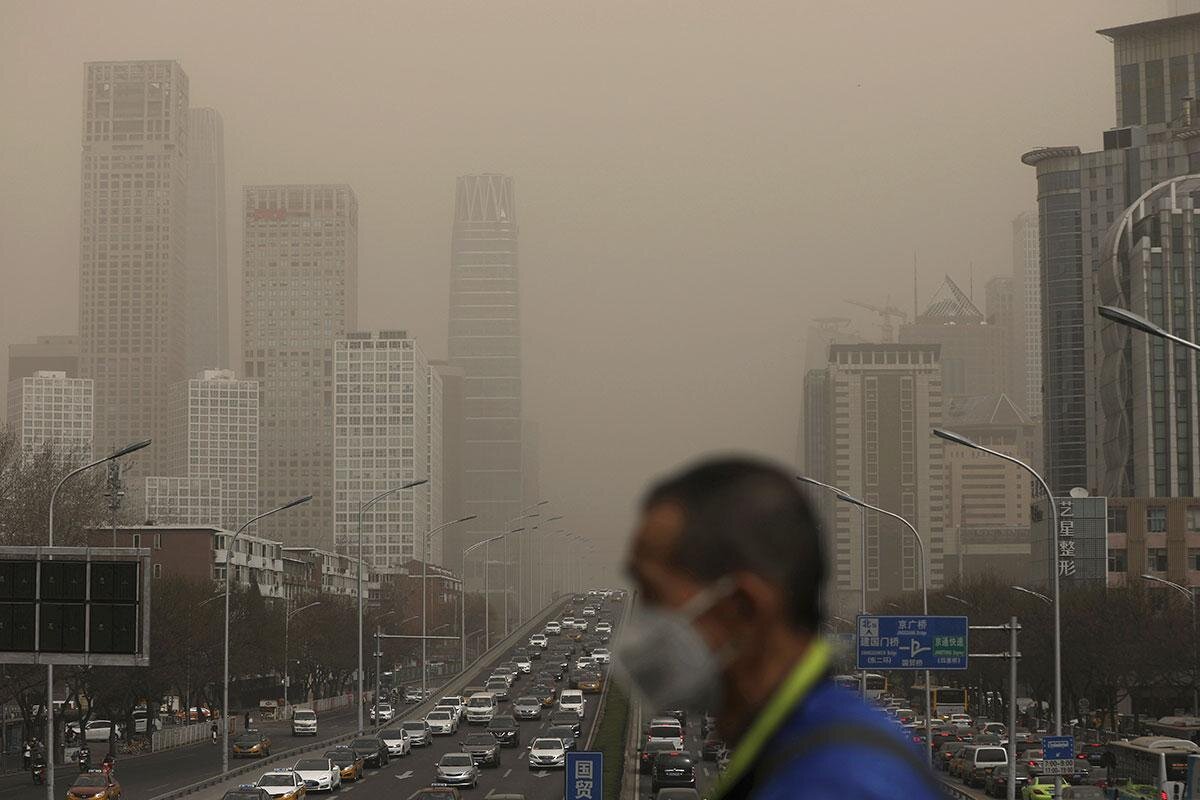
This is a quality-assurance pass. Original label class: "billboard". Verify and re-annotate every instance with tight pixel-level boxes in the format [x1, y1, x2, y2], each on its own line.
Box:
[1031, 495, 1107, 586]
[0, 547, 151, 666]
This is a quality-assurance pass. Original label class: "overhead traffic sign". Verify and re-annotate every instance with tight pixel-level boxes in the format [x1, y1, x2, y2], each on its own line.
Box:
[856, 615, 968, 670]
[565, 751, 602, 800]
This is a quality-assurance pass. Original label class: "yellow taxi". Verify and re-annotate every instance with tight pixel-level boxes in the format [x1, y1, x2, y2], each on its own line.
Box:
[66, 771, 122, 800]
[324, 748, 364, 782]
[232, 730, 272, 758]
[577, 672, 603, 693]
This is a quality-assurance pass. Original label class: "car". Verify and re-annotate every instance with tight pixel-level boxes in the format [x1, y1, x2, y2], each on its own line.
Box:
[550, 710, 582, 737]
[639, 740, 679, 774]
[459, 732, 502, 768]
[530, 633, 549, 648]
[530, 683, 557, 707]
[465, 692, 498, 724]
[370, 703, 396, 723]
[232, 730, 273, 758]
[547, 724, 578, 752]
[66, 771, 122, 800]
[512, 696, 542, 720]
[654, 790, 701, 800]
[559, 690, 585, 719]
[438, 696, 467, 722]
[291, 708, 318, 736]
[937, 741, 968, 772]
[255, 770, 308, 800]
[561, 617, 576, 630]
[485, 677, 511, 701]
[433, 753, 479, 789]
[486, 715, 521, 747]
[590, 648, 611, 664]
[292, 758, 342, 792]
[528, 737, 567, 769]
[379, 728, 412, 757]
[404, 687, 425, 704]
[222, 788, 271, 800]
[984, 763, 1031, 798]
[350, 736, 390, 768]
[405, 790, 462, 800]
[514, 654, 533, 673]
[425, 710, 459, 736]
[595, 622, 612, 635]
[545, 622, 562, 635]
[577, 671, 603, 693]
[402, 720, 433, 747]
[661, 709, 688, 726]
[323, 748, 364, 782]
[646, 722, 685, 750]
[497, 662, 520, 681]
[1022, 776, 1056, 800]
[575, 656, 594, 671]
[67, 720, 123, 742]
[652, 752, 697, 794]
[582, 606, 596, 617]
[965, 746, 1008, 787]
[701, 733, 724, 761]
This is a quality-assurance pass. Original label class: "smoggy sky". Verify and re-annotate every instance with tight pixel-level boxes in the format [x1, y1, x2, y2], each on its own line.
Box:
[0, 0, 1177, 580]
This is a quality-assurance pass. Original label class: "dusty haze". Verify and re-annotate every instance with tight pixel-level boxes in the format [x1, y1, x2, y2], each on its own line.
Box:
[0, 0, 1174, 579]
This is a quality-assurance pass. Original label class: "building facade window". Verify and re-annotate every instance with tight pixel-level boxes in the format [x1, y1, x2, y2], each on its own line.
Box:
[1108, 506, 1128, 532]
[1188, 507, 1200, 532]
[1109, 548, 1128, 573]
[1147, 506, 1168, 533]
[1148, 547, 1169, 572]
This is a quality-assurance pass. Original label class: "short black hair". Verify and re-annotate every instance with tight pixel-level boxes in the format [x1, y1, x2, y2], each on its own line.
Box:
[642, 456, 825, 631]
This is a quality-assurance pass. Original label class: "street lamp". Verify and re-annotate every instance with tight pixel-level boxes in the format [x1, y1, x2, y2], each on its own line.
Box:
[462, 534, 505, 668]
[283, 602, 321, 711]
[223, 495, 311, 773]
[46, 437, 151, 800]
[355, 479, 427, 732]
[934, 426, 1063, 741]
[834, 490, 932, 765]
[1141, 573, 1199, 716]
[500, 527, 526, 639]
[534, 517, 563, 613]
[421, 515, 476, 700]
[1010, 586, 1052, 606]
[1098, 305, 1200, 351]
[798, 475, 869, 700]
[506, 503, 546, 632]
[943, 594, 975, 610]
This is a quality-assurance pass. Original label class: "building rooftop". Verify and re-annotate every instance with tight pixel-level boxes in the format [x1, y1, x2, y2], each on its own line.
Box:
[946, 394, 1032, 427]
[1097, 12, 1200, 40]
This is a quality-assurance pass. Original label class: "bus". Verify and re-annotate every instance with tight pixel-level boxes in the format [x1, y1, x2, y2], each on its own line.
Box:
[909, 685, 968, 719]
[1103, 736, 1200, 799]
[833, 673, 887, 700]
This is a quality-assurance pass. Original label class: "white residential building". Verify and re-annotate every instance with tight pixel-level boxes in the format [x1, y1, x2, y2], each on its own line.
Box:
[7, 371, 94, 463]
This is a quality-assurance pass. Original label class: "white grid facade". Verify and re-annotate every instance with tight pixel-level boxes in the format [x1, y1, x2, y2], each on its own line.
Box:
[144, 476, 223, 527]
[1012, 210, 1042, 420]
[333, 333, 442, 573]
[6, 372, 94, 463]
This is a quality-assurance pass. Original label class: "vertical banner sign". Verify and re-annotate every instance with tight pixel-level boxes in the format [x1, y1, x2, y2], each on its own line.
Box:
[565, 751, 602, 800]
[1057, 500, 1076, 577]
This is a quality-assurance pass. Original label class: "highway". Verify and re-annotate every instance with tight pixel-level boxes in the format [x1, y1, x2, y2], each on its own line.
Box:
[628, 703, 716, 800]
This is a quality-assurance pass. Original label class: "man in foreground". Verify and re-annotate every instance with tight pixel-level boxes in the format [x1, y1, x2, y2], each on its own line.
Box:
[619, 456, 943, 799]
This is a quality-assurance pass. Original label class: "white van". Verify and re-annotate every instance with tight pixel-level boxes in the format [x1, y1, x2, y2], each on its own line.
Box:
[964, 745, 1008, 788]
[465, 692, 498, 724]
[558, 690, 586, 719]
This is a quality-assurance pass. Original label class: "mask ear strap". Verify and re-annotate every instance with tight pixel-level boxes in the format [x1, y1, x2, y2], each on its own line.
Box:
[681, 575, 738, 617]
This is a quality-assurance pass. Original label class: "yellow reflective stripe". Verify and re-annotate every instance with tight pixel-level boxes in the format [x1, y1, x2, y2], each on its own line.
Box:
[709, 638, 832, 800]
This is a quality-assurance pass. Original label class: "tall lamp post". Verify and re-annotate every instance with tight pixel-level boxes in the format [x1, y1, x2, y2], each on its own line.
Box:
[421, 515, 476, 700]
[1141, 573, 1199, 716]
[834, 491, 932, 765]
[223, 494, 312, 774]
[355, 479, 427, 732]
[934, 427, 1062, 740]
[500, 527, 526, 639]
[533, 516, 563, 613]
[462, 534, 504, 667]
[283, 601, 321, 712]
[798, 475, 869, 700]
[46, 438, 151, 800]
[506, 502, 546, 633]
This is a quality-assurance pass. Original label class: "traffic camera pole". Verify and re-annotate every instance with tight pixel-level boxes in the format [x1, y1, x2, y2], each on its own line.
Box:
[967, 617, 1021, 800]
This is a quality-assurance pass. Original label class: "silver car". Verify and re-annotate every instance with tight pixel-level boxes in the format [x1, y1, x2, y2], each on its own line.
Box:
[512, 696, 542, 720]
[434, 752, 479, 788]
[401, 720, 432, 747]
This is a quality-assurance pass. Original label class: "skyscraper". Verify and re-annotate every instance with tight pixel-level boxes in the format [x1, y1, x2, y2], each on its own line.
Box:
[447, 174, 523, 564]
[79, 60, 189, 470]
[185, 108, 228, 373]
[1012, 211, 1042, 421]
[1022, 12, 1200, 493]
[7, 371, 94, 464]
[243, 184, 358, 548]
[333, 332, 441, 573]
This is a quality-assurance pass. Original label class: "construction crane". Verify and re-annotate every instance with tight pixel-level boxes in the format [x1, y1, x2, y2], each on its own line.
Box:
[845, 298, 908, 343]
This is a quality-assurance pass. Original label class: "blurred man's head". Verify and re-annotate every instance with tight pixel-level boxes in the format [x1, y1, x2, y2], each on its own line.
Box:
[622, 456, 826, 735]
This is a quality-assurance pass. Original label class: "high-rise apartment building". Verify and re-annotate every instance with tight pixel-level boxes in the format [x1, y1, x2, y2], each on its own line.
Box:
[1012, 211, 1043, 420]
[1022, 12, 1200, 493]
[5, 335, 79, 421]
[447, 174, 523, 561]
[824, 343, 946, 602]
[243, 184, 358, 548]
[333, 332, 441, 573]
[984, 275, 1025, 411]
[79, 60, 189, 469]
[185, 108, 228, 373]
[144, 369, 258, 529]
[6, 371, 94, 463]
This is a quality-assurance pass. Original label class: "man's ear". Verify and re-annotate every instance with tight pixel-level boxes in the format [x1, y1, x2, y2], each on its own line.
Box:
[723, 570, 785, 626]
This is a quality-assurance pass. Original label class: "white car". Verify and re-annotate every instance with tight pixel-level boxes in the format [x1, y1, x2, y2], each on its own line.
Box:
[515, 655, 533, 673]
[545, 622, 562, 635]
[370, 703, 395, 723]
[590, 648, 611, 665]
[379, 728, 412, 757]
[576, 657, 594, 671]
[257, 770, 307, 798]
[425, 709, 459, 735]
[582, 606, 596, 617]
[561, 617, 576, 630]
[67, 720, 122, 742]
[402, 720, 432, 747]
[558, 690, 586, 719]
[292, 758, 342, 792]
[529, 737, 567, 769]
[530, 633, 549, 648]
[595, 622, 612, 635]
[438, 696, 466, 722]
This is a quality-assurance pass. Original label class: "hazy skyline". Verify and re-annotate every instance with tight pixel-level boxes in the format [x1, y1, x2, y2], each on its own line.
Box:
[0, 0, 1176, 574]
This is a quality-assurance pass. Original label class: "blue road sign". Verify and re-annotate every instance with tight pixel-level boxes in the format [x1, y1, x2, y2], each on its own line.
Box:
[1042, 735, 1074, 761]
[856, 615, 969, 670]
[565, 751, 602, 800]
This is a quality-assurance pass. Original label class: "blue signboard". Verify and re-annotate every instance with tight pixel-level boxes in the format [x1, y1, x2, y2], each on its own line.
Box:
[1042, 735, 1074, 761]
[565, 751, 602, 800]
[856, 615, 969, 670]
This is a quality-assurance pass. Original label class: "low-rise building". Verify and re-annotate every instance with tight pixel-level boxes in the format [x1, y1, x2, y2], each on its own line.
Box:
[282, 546, 377, 607]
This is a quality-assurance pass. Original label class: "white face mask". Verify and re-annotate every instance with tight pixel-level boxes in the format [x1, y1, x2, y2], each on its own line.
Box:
[616, 578, 736, 713]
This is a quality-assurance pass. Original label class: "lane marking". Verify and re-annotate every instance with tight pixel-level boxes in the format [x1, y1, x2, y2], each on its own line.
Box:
[502, 768, 512, 778]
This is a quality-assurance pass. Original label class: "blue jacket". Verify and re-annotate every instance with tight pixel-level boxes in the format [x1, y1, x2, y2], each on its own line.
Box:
[721, 681, 945, 800]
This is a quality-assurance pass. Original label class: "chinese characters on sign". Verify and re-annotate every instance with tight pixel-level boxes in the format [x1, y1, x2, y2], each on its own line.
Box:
[856, 615, 969, 670]
[1057, 499, 1076, 577]
[565, 751, 602, 800]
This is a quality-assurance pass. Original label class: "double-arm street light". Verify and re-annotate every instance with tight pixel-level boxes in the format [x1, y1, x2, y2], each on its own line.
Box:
[934, 427, 1063, 742]
[355, 479, 427, 732]
[283, 602, 321, 711]
[797, 475, 869, 700]
[421, 515, 476, 699]
[462, 534, 505, 667]
[1141, 573, 1199, 716]
[223, 495, 312, 773]
[834, 490, 932, 765]
[46, 438, 151, 800]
